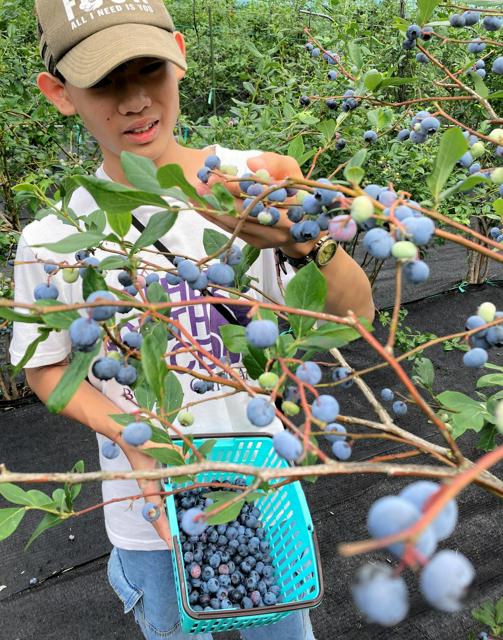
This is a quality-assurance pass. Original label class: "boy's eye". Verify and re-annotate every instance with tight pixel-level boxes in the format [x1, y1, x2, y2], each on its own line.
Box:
[141, 61, 165, 75]
[92, 77, 112, 89]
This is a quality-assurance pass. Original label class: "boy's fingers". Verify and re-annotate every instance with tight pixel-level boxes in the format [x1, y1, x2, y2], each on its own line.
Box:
[247, 152, 304, 180]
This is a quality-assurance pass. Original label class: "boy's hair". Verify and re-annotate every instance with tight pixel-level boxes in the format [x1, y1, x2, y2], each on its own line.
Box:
[35, 0, 187, 88]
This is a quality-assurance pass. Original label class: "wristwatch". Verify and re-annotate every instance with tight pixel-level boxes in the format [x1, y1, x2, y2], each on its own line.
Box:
[278, 235, 338, 270]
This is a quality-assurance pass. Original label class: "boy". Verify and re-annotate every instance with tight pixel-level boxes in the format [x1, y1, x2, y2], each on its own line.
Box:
[10, 1, 374, 638]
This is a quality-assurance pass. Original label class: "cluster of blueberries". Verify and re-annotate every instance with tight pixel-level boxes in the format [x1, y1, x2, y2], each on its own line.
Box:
[380, 387, 408, 416]
[175, 481, 282, 611]
[352, 480, 472, 626]
[463, 302, 503, 369]
[395, 109, 441, 145]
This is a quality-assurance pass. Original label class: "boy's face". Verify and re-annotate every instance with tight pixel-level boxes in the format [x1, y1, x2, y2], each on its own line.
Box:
[52, 51, 186, 177]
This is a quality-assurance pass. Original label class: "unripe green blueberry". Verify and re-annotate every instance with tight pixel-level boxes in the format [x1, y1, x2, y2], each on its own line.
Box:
[351, 196, 374, 223]
[392, 241, 417, 261]
[179, 411, 195, 426]
[257, 210, 273, 225]
[107, 351, 122, 361]
[258, 372, 279, 390]
[491, 168, 503, 185]
[255, 169, 271, 182]
[413, 123, 422, 132]
[477, 302, 496, 322]
[62, 268, 79, 283]
[470, 141, 485, 159]
[281, 400, 300, 417]
[495, 399, 503, 434]
[220, 164, 238, 176]
[488, 128, 503, 145]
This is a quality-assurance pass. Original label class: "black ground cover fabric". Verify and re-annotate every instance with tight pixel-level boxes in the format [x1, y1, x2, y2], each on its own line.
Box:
[1, 284, 503, 639]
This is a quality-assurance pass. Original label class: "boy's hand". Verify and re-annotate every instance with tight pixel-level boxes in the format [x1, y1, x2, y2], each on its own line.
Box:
[121, 440, 180, 549]
[196, 152, 316, 259]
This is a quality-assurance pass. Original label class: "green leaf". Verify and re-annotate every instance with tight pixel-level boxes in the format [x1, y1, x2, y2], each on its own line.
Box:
[25, 490, 54, 507]
[188, 439, 217, 463]
[206, 499, 244, 525]
[149, 426, 173, 444]
[285, 262, 327, 338]
[427, 128, 468, 200]
[209, 183, 236, 214]
[69, 460, 85, 501]
[0, 508, 25, 541]
[0, 484, 30, 505]
[32, 231, 106, 254]
[439, 174, 491, 201]
[52, 488, 67, 512]
[25, 513, 62, 550]
[157, 163, 206, 205]
[346, 149, 367, 169]
[131, 210, 178, 252]
[35, 299, 80, 330]
[106, 211, 132, 238]
[141, 333, 166, 401]
[493, 199, 503, 216]
[82, 267, 108, 301]
[47, 344, 101, 413]
[436, 390, 490, 437]
[220, 324, 248, 354]
[134, 368, 157, 411]
[98, 256, 130, 271]
[11, 329, 51, 377]
[121, 152, 162, 193]
[203, 229, 228, 256]
[416, 0, 441, 23]
[472, 601, 496, 628]
[468, 70, 489, 99]
[161, 371, 184, 420]
[379, 77, 416, 88]
[344, 166, 365, 185]
[317, 119, 337, 145]
[73, 175, 169, 213]
[0, 308, 41, 324]
[287, 135, 305, 163]
[364, 70, 383, 91]
[109, 413, 136, 427]
[296, 320, 368, 351]
[477, 423, 498, 451]
[143, 447, 185, 466]
[348, 42, 363, 69]
[477, 373, 503, 388]
[85, 210, 107, 234]
[495, 597, 503, 625]
[243, 346, 268, 380]
[146, 280, 170, 318]
[233, 245, 261, 284]
[412, 357, 435, 388]
[489, 90, 503, 100]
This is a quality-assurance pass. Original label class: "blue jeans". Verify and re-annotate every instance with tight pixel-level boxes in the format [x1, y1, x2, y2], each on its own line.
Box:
[108, 547, 316, 640]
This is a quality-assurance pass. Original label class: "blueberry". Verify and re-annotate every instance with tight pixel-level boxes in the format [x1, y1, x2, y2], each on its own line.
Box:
[392, 400, 408, 416]
[331, 366, 354, 388]
[115, 363, 137, 385]
[142, 502, 161, 522]
[102, 440, 120, 459]
[177, 259, 200, 283]
[122, 331, 143, 350]
[324, 422, 347, 443]
[92, 357, 120, 381]
[207, 263, 235, 287]
[311, 395, 340, 422]
[69, 317, 102, 351]
[182, 509, 208, 536]
[295, 361, 322, 385]
[34, 283, 59, 300]
[246, 397, 276, 427]
[245, 319, 279, 349]
[123, 421, 152, 446]
[332, 440, 352, 460]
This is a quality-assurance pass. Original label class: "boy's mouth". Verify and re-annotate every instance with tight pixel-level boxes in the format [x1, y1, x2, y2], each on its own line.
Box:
[124, 119, 160, 142]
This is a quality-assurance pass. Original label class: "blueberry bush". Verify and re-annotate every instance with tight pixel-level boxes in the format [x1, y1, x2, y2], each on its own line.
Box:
[0, 0, 503, 633]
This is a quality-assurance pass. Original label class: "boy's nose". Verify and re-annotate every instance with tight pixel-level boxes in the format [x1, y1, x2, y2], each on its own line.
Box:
[118, 84, 152, 115]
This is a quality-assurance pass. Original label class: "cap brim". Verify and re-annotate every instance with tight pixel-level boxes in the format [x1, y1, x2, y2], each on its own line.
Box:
[57, 23, 187, 88]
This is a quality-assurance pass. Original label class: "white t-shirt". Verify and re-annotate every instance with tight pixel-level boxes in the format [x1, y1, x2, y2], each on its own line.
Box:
[9, 145, 295, 551]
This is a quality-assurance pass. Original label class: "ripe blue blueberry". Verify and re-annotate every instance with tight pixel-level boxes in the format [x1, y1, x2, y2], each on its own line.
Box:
[290, 219, 321, 243]
[327, 70, 337, 81]
[493, 56, 503, 75]
[406, 24, 421, 39]
[483, 16, 502, 31]
[311, 395, 340, 422]
[245, 319, 279, 349]
[69, 317, 102, 351]
[392, 400, 408, 416]
[177, 259, 200, 283]
[449, 13, 466, 27]
[164, 271, 182, 286]
[205, 155, 221, 170]
[332, 440, 352, 460]
[268, 187, 287, 203]
[219, 245, 242, 266]
[123, 331, 143, 349]
[182, 508, 208, 536]
[419, 550, 474, 611]
[92, 356, 120, 380]
[324, 422, 347, 443]
[403, 260, 430, 284]
[416, 52, 428, 64]
[380, 388, 394, 401]
[331, 366, 354, 389]
[197, 166, 211, 183]
[463, 347, 488, 368]
[86, 291, 117, 321]
[102, 440, 120, 459]
[296, 361, 322, 385]
[246, 397, 276, 427]
[142, 502, 161, 522]
[116, 363, 137, 385]
[123, 421, 152, 446]
[34, 283, 59, 300]
[272, 431, 303, 462]
[399, 480, 458, 541]
[362, 228, 395, 259]
[352, 563, 409, 626]
[463, 10, 480, 25]
[43, 263, 58, 275]
[397, 129, 410, 141]
[363, 130, 378, 143]
[207, 263, 235, 287]
[78, 256, 100, 277]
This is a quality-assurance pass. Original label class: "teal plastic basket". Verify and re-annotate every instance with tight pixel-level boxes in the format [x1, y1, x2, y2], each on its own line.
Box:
[164, 433, 324, 634]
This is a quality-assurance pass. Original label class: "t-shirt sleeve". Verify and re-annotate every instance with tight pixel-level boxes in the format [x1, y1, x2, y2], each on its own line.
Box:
[9, 235, 72, 368]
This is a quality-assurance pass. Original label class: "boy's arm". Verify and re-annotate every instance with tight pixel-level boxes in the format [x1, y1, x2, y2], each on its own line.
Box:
[25, 362, 173, 547]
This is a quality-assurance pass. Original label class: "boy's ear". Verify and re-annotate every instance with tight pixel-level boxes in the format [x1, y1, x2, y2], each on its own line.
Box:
[173, 31, 187, 81]
[37, 72, 78, 116]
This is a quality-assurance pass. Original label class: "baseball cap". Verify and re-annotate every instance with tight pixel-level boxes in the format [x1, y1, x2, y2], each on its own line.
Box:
[36, 0, 187, 88]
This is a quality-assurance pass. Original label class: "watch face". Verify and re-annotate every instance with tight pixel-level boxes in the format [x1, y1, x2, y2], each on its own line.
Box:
[317, 240, 337, 266]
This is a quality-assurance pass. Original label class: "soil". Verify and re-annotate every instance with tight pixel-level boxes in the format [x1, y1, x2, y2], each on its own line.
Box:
[0, 283, 502, 640]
